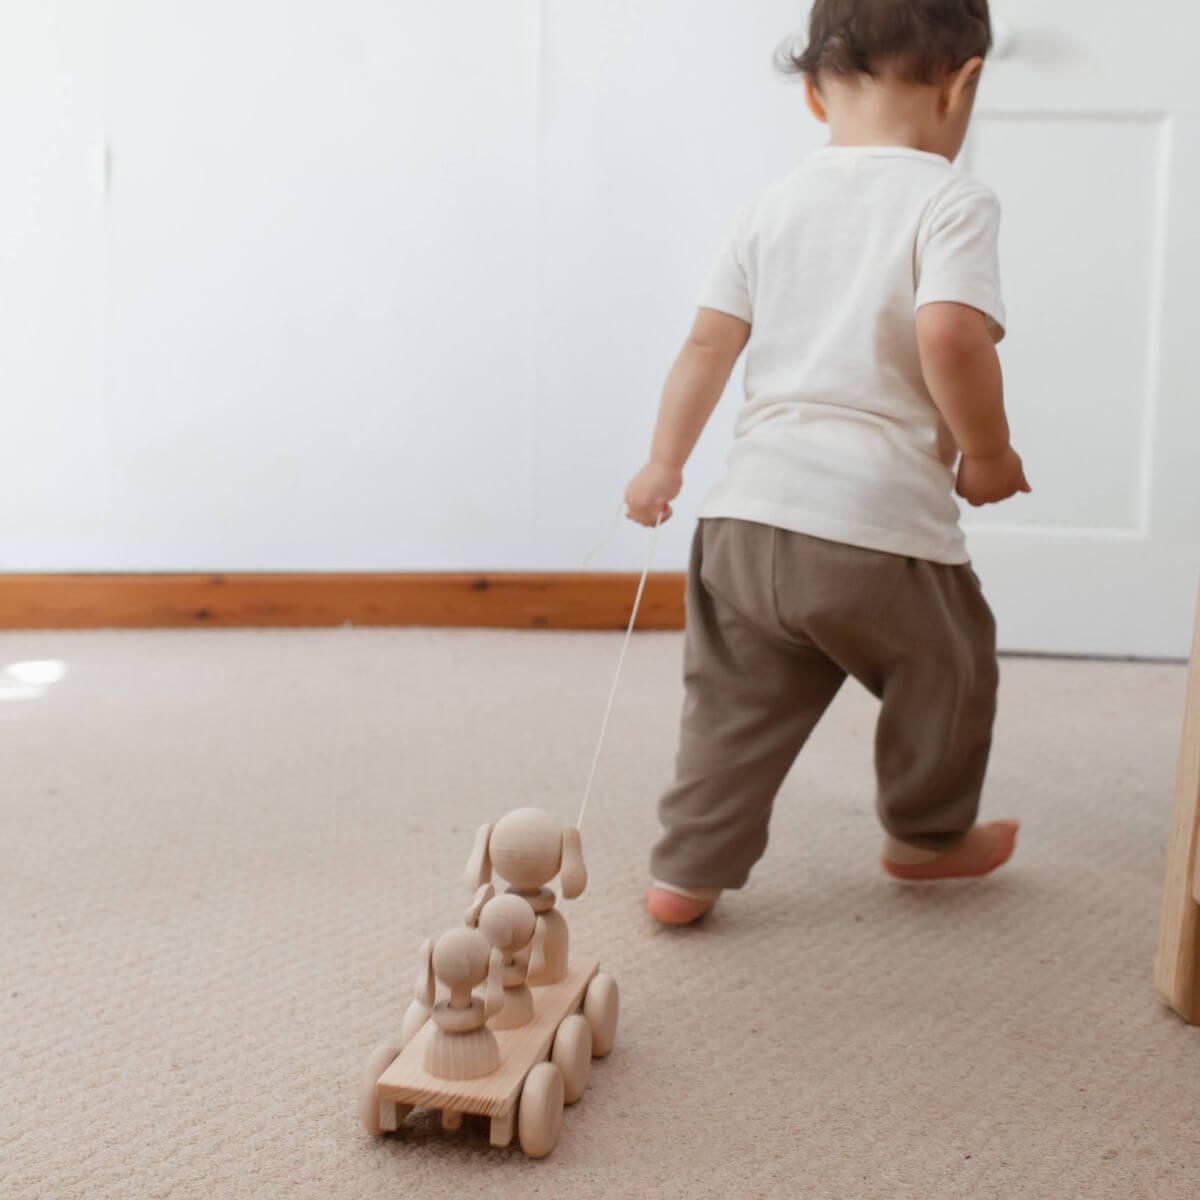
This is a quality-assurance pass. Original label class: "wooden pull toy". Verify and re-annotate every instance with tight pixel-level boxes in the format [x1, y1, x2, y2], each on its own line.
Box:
[358, 806, 619, 1158]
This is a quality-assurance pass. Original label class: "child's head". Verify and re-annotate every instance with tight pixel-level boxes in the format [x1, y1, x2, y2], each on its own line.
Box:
[783, 0, 992, 160]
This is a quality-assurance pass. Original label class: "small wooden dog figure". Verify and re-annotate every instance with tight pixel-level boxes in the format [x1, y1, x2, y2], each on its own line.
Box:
[414, 927, 505, 1081]
[465, 807, 587, 987]
[466, 885, 537, 1030]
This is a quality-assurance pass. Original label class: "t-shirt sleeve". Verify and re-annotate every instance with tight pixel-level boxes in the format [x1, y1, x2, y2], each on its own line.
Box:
[697, 213, 753, 324]
[915, 179, 1006, 342]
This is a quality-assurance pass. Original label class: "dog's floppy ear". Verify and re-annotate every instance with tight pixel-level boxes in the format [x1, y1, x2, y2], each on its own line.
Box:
[465, 883, 494, 928]
[559, 825, 587, 899]
[483, 948, 505, 1020]
[465, 822, 493, 889]
[414, 937, 435, 1009]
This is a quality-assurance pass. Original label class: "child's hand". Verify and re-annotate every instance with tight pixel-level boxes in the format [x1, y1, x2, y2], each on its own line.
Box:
[955, 447, 1032, 507]
[625, 461, 682, 526]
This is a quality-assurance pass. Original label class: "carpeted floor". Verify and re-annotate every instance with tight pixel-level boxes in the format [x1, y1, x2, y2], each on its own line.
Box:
[1, 629, 1197, 1199]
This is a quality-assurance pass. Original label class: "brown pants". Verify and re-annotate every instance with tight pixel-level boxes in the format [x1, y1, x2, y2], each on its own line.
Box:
[650, 519, 998, 891]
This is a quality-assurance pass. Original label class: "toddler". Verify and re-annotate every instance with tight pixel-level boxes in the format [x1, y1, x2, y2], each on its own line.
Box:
[625, 0, 1026, 925]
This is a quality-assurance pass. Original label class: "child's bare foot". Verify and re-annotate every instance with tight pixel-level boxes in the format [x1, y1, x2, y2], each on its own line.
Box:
[882, 820, 1019, 881]
[645, 886, 717, 925]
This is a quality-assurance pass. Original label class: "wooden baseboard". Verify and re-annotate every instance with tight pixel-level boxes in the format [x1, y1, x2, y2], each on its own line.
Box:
[0, 573, 687, 631]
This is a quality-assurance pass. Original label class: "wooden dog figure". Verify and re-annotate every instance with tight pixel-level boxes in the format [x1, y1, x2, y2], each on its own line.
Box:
[415, 927, 505, 1081]
[467, 885, 538, 1030]
[465, 807, 587, 986]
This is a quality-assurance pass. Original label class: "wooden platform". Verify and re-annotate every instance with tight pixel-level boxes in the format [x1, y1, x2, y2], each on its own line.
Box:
[377, 960, 598, 1118]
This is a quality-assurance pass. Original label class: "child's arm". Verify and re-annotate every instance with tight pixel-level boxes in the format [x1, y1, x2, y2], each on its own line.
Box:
[625, 308, 751, 526]
[916, 302, 1032, 507]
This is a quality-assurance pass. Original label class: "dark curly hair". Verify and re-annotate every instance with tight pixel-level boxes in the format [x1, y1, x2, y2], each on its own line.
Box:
[780, 0, 992, 85]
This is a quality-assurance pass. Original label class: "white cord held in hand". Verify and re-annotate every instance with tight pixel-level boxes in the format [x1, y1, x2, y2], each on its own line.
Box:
[576, 511, 664, 831]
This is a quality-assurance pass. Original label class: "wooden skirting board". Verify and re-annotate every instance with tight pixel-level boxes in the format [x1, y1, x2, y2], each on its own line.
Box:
[0, 573, 687, 631]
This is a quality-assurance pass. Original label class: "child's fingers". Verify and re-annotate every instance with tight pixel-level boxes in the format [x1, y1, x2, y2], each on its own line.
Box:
[623, 496, 674, 526]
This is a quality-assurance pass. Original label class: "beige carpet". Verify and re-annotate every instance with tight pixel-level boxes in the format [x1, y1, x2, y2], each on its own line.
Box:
[1, 629, 1197, 1199]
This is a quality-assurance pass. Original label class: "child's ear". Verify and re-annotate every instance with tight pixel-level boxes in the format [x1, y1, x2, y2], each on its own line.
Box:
[804, 75, 829, 124]
[465, 822, 493, 889]
[559, 826, 588, 899]
[944, 56, 984, 116]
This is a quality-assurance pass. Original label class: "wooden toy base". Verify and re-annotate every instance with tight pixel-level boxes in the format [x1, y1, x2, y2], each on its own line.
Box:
[372, 959, 603, 1154]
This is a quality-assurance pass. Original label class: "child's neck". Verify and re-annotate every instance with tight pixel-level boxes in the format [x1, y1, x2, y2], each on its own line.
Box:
[822, 75, 945, 157]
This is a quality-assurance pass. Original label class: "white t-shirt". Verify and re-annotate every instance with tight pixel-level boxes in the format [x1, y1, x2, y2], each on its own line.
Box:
[698, 144, 1006, 565]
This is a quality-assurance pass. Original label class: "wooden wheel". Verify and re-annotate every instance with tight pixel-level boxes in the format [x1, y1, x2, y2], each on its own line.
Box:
[357, 1040, 403, 1136]
[517, 1061, 564, 1158]
[551, 1013, 592, 1103]
[583, 972, 619, 1057]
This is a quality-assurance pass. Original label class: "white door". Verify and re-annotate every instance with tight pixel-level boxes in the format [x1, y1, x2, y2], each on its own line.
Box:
[960, 0, 1200, 657]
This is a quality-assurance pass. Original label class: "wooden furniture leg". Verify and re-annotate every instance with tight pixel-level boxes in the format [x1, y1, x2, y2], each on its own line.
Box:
[1155, 587, 1200, 1023]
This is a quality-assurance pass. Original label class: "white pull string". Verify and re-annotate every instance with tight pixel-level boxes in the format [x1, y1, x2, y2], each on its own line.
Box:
[576, 512, 663, 832]
[581, 499, 626, 566]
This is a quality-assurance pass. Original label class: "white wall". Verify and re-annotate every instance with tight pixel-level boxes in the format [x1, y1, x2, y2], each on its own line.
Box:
[0, 2, 107, 567]
[1, 0, 815, 571]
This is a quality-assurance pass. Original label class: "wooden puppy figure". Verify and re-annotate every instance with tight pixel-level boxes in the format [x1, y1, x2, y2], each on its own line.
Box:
[416, 927, 506, 1080]
[465, 807, 587, 987]
[467, 887, 538, 1030]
